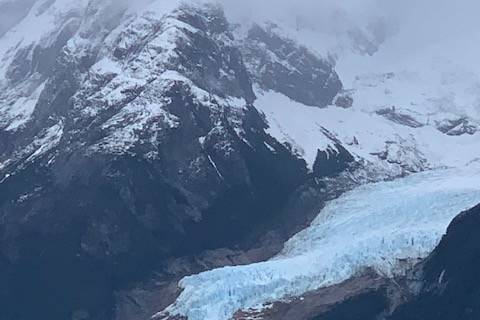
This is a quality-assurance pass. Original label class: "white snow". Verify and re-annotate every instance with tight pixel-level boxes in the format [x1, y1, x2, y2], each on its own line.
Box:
[255, 89, 480, 175]
[25, 121, 64, 162]
[81, 5, 246, 155]
[245, 0, 480, 176]
[1, 80, 46, 131]
[158, 163, 480, 320]
[207, 154, 224, 180]
[0, 0, 89, 81]
[89, 67, 245, 154]
[227, 0, 480, 176]
[91, 75, 180, 154]
[0, 120, 62, 179]
[254, 88, 334, 169]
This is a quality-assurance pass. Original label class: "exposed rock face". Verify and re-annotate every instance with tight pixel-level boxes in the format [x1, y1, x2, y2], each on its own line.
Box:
[0, 3, 348, 320]
[333, 91, 354, 108]
[241, 23, 342, 107]
[389, 204, 480, 320]
[313, 142, 355, 178]
[376, 107, 424, 128]
[435, 117, 478, 136]
[234, 272, 394, 320]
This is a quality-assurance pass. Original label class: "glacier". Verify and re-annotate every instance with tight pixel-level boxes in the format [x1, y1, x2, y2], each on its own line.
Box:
[1, 1, 480, 319]
[158, 163, 480, 320]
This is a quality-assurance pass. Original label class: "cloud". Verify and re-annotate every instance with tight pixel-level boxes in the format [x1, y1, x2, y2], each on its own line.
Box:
[0, 0, 37, 36]
[218, 0, 480, 52]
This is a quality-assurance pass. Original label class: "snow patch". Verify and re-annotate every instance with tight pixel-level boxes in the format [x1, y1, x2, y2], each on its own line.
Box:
[0, 0, 89, 81]
[1, 80, 46, 131]
[26, 121, 64, 162]
[254, 89, 334, 169]
[207, 154, 224, 180]
[254, 89, 480, 174]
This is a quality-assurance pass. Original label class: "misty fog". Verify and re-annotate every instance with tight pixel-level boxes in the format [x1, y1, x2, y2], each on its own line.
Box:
[2, 0, 479, 58]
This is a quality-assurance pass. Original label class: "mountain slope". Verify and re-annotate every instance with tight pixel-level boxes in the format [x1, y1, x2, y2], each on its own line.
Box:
[389, 203, 480, 320]
[1, 1, 480, 320]
[0, 2, 347, 319]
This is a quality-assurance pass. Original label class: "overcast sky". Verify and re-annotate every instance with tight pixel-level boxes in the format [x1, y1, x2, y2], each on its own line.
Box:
[2, 0, 480, 66]
[4, 0, 480, 44]
[219, 0, 480, 45]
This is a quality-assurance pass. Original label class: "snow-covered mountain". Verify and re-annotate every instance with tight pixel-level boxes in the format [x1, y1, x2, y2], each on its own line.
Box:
[0, 1, 479, 320]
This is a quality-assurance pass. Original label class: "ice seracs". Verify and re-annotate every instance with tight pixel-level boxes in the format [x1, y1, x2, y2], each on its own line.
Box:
[158, 163, 480, 320]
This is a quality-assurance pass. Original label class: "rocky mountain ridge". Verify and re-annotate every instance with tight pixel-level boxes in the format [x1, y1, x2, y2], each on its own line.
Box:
[1, 1, 480, 320]
[0, 2, 352, 319]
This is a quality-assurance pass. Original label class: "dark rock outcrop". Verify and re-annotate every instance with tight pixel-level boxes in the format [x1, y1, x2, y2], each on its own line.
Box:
[234, 271, 394, 320]
[376, 107, 424, 128]
[242, 23, 342, 107]
[436, 117, 478, 136]
[389, 203, 480, 320]
[313, 143, 355, 178]
[0, 4, 349, 320]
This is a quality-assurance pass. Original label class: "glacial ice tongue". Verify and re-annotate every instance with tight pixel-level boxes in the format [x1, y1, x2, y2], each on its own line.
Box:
[159, 163, 480, 320]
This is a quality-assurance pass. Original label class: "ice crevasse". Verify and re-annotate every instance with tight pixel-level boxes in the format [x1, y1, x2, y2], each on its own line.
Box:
[158, 163, 480, 320]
